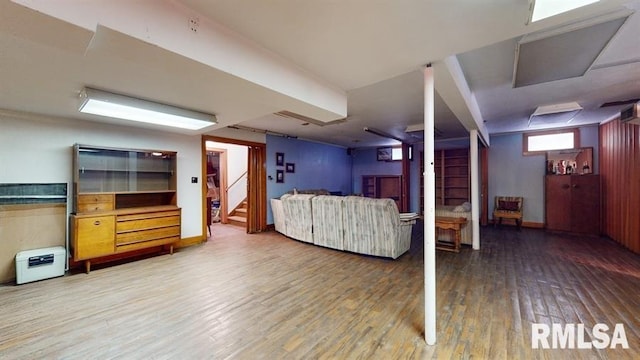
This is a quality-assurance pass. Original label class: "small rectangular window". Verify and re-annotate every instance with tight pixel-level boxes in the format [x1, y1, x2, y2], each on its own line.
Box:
[392, 147, 403, 161]
[523, 129, 579, 155]
[391, 146, 413, 161]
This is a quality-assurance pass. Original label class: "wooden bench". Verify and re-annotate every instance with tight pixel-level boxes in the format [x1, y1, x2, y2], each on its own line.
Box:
[435, 216, 468, 253]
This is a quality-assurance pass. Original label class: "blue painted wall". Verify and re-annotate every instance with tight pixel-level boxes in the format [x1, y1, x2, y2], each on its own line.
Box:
[351, 145, 424, 213]
[351, 147, 402, 194]
[488, 125, 599, 224]
[265, 125, 599, 225]
[266, 134, 352, 223]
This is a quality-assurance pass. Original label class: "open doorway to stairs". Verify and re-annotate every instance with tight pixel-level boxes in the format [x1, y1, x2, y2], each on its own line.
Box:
[202, 135, 267, 236]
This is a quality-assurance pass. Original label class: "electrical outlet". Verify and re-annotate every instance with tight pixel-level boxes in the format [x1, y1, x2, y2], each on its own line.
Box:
[191, 177, 198, 183]
[189, 17, 199, 33]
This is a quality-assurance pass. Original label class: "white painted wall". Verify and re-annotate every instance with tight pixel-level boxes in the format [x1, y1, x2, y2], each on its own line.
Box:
[0, 110, 203, 238]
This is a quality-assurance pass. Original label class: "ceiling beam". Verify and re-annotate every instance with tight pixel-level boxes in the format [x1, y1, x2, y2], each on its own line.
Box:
[434, 56, 490, 147]
[12, 0, 347, 123]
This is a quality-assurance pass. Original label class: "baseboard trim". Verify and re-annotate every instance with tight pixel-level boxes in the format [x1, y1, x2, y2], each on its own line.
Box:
[490, 219, 544, 229]
[176, 235, 206, 248]
[523, 221, 544, 229]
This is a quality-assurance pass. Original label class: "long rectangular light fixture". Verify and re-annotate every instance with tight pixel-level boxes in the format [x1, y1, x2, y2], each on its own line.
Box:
[79, 87, 217, 130]
[364, 127, 406, 144]
[528, 0, 600, 23]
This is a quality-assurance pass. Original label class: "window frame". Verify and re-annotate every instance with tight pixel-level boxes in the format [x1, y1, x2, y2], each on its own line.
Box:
[391, 145, 413, 161]
[522, 128, 580, 156]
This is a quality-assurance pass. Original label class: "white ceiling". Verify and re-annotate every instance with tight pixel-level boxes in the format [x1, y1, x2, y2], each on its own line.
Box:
[1, 0, 639, 148]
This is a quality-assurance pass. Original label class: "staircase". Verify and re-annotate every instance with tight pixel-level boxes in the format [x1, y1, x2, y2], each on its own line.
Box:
[228, 199, 247, 227]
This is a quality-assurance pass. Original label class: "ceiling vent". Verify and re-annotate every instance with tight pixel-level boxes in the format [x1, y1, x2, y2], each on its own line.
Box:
[620, 102, 640, 125]
[514, 12, 629, 88]
[529, 102, 583, 127]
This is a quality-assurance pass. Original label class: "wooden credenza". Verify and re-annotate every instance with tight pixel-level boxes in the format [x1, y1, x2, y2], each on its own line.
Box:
[545, 175, 600, 235]
[71, 204, 181, 273]
[71, 144, 180, 273]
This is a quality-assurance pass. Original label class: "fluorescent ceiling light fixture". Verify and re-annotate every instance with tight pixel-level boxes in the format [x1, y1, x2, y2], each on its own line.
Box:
[529, 0, 600, 23]
[79, 88, 216, 130]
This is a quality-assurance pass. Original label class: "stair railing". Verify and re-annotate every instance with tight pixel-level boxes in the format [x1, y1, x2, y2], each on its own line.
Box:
[227, 170, 248, 192]
[226, 171, 248, 216]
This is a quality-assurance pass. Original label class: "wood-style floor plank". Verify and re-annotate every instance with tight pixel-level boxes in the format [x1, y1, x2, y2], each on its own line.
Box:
[1, 224, 639, 359]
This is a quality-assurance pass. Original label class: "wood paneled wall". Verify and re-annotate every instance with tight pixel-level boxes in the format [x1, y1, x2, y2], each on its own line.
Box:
[600, 119, 640, 253]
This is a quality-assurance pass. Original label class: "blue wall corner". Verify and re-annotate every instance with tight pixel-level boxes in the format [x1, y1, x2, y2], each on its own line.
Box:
[265, 134, 352, 223]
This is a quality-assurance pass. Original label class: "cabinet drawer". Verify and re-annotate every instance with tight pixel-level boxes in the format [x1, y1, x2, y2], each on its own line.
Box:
[74, 215, 115, 260]
[117, 209, 180, 221]
[117, 214, 181, 232]
[116, 226, 181, 245]
[78, 194, 114, 212]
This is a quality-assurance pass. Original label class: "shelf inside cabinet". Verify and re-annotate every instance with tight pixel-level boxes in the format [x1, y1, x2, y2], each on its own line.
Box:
[434, 148, 470, 206]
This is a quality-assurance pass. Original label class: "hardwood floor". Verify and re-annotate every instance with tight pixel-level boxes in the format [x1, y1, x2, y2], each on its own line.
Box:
[1, 223, 639, 359]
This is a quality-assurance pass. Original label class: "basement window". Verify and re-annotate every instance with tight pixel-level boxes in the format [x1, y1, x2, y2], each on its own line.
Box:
[378, 146, 413, 161]
[391, 146, 413, 161]
[523, 128, 579, 155]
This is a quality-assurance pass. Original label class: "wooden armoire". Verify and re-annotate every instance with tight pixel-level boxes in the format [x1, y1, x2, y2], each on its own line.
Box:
[545, 174, 600, 235]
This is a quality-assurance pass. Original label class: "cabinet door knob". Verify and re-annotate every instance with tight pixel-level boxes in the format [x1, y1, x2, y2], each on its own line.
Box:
[93, 220, 101, 226]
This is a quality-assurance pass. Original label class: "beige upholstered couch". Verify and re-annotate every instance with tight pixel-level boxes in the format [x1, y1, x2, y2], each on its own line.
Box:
[271, 194, 416, 259]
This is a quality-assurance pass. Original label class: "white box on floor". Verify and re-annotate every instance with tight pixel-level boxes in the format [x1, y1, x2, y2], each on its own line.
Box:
[15, 246, 66, 285]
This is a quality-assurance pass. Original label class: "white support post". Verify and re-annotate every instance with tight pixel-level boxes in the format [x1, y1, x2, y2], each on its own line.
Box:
[470, 129, 480, 250]
[423, 65, 436, 345]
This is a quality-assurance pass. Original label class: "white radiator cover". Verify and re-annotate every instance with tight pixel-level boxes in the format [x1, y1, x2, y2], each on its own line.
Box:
[15, 246, 66, 285]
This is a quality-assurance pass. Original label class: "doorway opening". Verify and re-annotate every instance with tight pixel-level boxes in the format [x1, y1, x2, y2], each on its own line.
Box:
[202, 135, 267, 237]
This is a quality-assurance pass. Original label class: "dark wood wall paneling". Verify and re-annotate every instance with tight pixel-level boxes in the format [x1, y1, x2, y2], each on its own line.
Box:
[600, 119, 640, 253]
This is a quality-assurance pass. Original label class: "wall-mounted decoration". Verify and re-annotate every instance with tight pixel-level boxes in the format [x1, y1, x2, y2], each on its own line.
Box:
[377, 147, 392, 161]
[285, 163, 295, 173]
[276, 169, 284, 183]
[276, 152, 284, 166]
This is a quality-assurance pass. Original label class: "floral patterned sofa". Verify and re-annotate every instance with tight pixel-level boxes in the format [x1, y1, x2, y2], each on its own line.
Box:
[271, 194, 416, 259]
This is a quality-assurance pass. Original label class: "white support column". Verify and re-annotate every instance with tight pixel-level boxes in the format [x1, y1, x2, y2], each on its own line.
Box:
[470, 129, 480, 250]
[423, 65, 436, 345]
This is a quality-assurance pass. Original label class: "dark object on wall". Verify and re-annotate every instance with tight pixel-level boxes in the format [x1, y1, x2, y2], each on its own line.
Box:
[285, 163, 295, 173]
[276, 152, 284, 166]
[276, 169, 284, 183]
[0, 183, 67, 205]
[377, 147, 392, 161]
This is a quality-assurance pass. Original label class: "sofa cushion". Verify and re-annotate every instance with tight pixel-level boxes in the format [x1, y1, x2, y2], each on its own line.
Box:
[311, 195, 345, 250]
[281, 194, 316, 243]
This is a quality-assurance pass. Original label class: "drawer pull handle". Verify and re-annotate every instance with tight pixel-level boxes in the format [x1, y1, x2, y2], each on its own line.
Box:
[94, 220, 101, 226]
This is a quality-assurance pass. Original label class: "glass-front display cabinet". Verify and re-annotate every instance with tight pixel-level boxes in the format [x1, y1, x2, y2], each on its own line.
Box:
[71, 144, 181, 273]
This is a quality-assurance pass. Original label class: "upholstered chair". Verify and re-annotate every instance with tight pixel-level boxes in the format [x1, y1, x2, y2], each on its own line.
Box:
[493, 196, 524, 229]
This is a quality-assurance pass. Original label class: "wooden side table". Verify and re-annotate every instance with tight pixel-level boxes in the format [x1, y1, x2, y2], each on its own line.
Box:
[435, 216, 467, 253]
